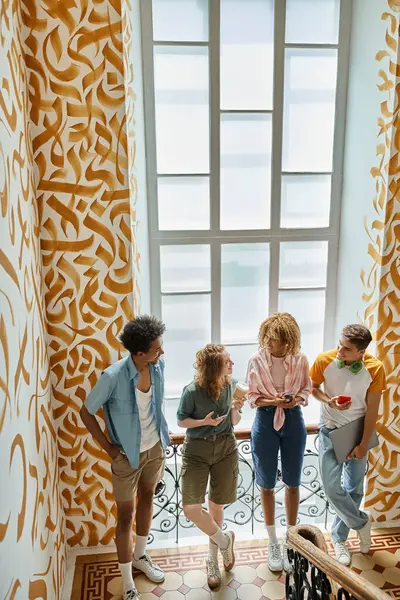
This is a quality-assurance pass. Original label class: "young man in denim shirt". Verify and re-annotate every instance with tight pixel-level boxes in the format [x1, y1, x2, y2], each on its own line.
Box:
[80, 315, 170, 600]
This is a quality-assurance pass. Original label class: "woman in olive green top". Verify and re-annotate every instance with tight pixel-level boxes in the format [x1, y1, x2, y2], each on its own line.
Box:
[177, 344, 243, 590]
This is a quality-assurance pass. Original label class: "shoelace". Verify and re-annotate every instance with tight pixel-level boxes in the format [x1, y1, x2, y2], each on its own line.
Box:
[207, 560, 220, 579]
[283, 543, 291, 568]
[141, 555, 160, 571]
[220, 543, 231, 563]
[269, 543, 281, 561]
[335, 542, 349, 558]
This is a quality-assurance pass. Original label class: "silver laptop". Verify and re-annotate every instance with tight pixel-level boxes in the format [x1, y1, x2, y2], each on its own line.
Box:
[329, 417, 379, 465]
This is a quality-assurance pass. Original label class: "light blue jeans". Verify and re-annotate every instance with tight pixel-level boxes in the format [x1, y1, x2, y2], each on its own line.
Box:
[319, 426, 368, 543]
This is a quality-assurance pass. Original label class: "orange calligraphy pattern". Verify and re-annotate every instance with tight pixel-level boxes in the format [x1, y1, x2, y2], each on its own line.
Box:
[21, 0, 140, 548]
[0, 0, 65, 597]
[363, 3, 400, 522]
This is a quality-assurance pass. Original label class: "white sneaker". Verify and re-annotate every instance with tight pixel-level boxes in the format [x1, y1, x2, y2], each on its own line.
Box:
[206, 559, 221, 589]
[268, 541, 283, 571]
[220, 530, 235, 571]
[282, 539, 291, 571]
[333, 541, 351, 566]
[357, 519, 371, 553]
[124, 589, 140, 600]
[132, 554, 165, 583]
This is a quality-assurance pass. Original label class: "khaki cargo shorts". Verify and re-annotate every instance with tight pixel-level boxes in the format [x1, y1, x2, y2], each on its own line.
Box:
[181, 433, 239, 506]
[111, 441, 165, 503]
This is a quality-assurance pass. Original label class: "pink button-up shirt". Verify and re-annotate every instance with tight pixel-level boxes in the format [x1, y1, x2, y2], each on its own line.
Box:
[246, 350, 312, 431]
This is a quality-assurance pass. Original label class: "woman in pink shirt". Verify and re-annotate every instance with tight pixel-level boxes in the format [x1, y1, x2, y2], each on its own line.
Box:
[246, 313, 311, 572]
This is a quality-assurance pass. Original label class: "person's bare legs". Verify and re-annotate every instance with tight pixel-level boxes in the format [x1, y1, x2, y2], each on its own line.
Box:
[132, 479, 165, 583]
[133, 481, 155, 560]
[135, 482, 155, 539]
[261, 487, 282, 571]
[184, 502, 234, 582]
[116, 500, 135, 563]
[183, 504, 234, 562]
[261, 487, 275, 527]
[183, 504, 223, 537]
[283, 485, 300, 570]
[116, 500, 136, 593]
[206, 501, 225, 587]
[285, 485, 299, 529]
[209, 500, 224, 529]
[208, 500, 224, 559]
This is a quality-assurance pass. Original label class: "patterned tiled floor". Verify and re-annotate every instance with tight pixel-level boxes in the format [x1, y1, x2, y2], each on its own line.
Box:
[71, 529, 400, 599]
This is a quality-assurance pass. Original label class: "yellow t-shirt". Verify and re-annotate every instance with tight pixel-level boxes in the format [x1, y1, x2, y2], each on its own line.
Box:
[310, 349, 386, 428]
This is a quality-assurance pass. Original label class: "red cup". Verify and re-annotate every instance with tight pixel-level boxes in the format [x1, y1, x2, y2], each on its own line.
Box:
[337, 395, 352, 405]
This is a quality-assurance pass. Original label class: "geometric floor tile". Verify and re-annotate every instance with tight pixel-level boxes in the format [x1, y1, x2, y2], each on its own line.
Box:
[326, 529, 400, 598]
[71, 529, 400, 600]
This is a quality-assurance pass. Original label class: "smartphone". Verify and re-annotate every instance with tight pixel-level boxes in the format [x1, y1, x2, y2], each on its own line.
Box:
[337, 395, 352, 405]
[218, 413, 229, 420]
[283, 393, 294, 402]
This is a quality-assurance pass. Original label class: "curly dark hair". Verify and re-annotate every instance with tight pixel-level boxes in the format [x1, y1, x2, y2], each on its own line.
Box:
[119, 315, 166, 355]
[341, 324, 372, 351]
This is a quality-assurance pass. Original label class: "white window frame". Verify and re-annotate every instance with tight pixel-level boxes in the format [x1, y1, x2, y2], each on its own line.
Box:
[140, 0, 352, 396]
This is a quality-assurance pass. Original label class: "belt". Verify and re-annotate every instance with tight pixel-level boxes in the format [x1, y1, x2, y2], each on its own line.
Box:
[199, 432, 234, 442]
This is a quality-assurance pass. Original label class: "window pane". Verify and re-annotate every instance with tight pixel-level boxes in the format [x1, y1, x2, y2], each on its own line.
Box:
[278, 290, 325, 362]
[281, 175, 331, 228]
[282, 49, 338, 172]
[226, 343, 258, 429]
[221, 114, 272, 230]
[220, 0, 274, 109]
[162, 294, 211, 397]
[158, 177, 210, 230]
[279, 289, 326, 424]
[227, 344, 258, 382]
[154, 46, 209, 174]
[152, 0, 208, 42]
[279, 241, 328, 288]
[286, 0, 340, 44]
[160, 245, 211, 293]
[221, 243, 269, 343]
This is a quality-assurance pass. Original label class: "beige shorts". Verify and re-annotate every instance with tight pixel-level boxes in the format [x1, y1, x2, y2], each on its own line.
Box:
[111, 441, 165, 503]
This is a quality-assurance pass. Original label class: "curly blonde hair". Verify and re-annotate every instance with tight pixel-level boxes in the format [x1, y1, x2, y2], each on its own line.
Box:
[258, 312, 301, 355]
[194, 344, 230, 400]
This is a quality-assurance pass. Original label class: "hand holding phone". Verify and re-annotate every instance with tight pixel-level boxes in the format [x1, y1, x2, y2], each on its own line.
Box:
[202, 412, 227, 426]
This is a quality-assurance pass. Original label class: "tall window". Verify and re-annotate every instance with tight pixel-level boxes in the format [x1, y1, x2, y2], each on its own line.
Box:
[141, 0, 350, 424]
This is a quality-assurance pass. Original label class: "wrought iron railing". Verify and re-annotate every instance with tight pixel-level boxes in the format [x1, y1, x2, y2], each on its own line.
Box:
[149, 426, 334, 545]
[286, 525, 389, 600]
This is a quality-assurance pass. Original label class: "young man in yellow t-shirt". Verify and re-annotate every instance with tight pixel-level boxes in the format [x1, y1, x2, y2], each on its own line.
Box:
[310, 324, 386, 566]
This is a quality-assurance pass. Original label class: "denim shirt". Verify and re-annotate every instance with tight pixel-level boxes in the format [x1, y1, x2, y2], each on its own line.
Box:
[84, 355, 170, 468]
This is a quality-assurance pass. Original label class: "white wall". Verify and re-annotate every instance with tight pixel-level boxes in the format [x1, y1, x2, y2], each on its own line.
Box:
[130, 0, 151, 314]
[335, 0, 388, 343]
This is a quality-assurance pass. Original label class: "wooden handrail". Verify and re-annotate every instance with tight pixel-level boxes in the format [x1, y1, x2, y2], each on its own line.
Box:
[170, 423, 320, 445]
[287, 525, 389, 600]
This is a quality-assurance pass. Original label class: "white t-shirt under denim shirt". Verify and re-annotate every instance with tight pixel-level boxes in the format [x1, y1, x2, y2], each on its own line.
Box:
[136, 386, 160, 452]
